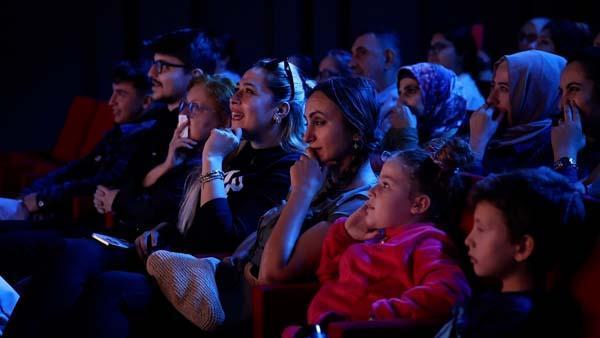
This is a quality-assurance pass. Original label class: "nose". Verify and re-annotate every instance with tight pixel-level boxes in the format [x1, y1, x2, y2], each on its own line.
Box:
[148, 63, 158, 78]
[464, 230, 475, 248]
[303, 124, 314, 144]
[108, 93, 117, 107]
[230, 91, 241, 106]
[486, 88, 498, 107]
[367, 184, 378, 199]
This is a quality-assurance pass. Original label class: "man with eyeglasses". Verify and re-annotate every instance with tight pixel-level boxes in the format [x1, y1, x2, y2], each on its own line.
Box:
[100, 28, 218, 211]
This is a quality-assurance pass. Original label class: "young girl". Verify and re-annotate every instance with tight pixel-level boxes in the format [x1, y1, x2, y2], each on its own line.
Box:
[436, 167, 585, 337]
[306, 138, 473, 328]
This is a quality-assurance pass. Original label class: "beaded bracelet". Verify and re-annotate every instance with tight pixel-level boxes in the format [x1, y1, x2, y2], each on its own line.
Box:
[199, 170, 225, 185]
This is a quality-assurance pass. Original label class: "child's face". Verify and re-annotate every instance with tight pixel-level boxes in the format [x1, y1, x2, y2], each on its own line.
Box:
[364, 158, 417, 229]
[465, 201, 518, 279]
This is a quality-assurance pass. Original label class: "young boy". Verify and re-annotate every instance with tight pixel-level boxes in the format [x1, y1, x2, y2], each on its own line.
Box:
[436, 167, 586, 338]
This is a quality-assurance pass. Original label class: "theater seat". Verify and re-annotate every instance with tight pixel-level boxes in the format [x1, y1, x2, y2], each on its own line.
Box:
[0, 96, 112, 196]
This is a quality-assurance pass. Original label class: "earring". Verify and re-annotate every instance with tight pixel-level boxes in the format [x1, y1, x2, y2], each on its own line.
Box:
[274, 114, 282, 124]
[353, 140, 360, 150]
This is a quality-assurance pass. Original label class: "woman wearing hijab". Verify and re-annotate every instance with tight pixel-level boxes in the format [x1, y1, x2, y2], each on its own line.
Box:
[469, 50, 566, 174]
[381, 62, 467, 153]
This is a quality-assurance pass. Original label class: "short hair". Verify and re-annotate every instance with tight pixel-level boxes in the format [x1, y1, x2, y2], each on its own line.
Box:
[371, 30, 403, 66]
[144, 28, 218, 74]
[568, 46, 600, 101]
[471, 167, 585, 284]
[112, 60, 151, 94]
[543, 19, 592, 59]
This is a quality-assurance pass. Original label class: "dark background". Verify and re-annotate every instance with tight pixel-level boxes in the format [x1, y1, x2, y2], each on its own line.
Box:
[1, 0, 596, 151]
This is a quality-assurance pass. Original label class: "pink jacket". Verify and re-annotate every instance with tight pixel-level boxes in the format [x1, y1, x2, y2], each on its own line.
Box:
[308, 218, 471, 324]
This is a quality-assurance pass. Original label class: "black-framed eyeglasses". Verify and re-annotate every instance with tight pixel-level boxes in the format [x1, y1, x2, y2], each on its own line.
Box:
[178, 100, 215, 118]
[152, 59, 186, 74]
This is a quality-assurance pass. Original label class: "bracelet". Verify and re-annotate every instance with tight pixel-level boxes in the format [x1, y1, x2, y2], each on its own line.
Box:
[199, 170, 225, 185]
[553, 157, 578, 171]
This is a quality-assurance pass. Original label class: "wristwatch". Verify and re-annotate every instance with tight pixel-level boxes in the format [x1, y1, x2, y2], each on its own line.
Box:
[553, 157, 577, 171]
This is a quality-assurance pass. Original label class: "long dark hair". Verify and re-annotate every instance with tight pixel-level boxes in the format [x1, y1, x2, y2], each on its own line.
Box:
[308, 77, 379, 191]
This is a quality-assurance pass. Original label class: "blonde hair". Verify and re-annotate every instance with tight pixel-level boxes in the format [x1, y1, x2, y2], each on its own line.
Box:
[177, 74, 234, 234]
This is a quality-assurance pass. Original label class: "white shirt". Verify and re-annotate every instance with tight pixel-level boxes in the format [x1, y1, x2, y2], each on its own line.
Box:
[457, 73, 485, 111]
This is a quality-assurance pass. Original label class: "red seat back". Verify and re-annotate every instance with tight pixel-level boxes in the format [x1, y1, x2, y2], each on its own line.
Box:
[51, 96, 99, 163]
[79, 100, 114, 158]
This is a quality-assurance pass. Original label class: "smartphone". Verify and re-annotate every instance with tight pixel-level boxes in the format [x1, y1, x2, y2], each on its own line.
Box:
[178, 114, 190, 139]
[92, 233, 133, 249]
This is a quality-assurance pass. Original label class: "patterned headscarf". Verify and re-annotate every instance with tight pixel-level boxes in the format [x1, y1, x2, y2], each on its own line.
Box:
[398, 63, 467, 142]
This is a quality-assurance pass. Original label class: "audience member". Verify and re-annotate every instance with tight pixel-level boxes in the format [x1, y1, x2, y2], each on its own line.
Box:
[316, 49, 352, 82]
[0, 60, 152, 223]
[350, 31, 402, 136]
[518, 17, 550, 51]
[552, 47, 600, 196]
[436, 167, 585, 338]
[428, 26, 485, 111]
[469, 50, 566, 173]
[535, 19, 592, 58]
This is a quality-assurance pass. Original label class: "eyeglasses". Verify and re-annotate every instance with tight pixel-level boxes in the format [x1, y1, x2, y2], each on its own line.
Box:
[178, 100, 215, 118]
[152, 59, 186, 74]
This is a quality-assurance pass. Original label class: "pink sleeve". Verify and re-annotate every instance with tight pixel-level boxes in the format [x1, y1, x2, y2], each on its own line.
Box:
[316, 217, 358, 283]
[370, 236, 471, 321]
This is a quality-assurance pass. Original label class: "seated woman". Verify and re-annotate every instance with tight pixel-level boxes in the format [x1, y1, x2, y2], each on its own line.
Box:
[289, 138, 473, 337]
[552, 47, 600, 196]
[379, 62, 466, 162]
[76, 76, 379, 338]
[92, 74, 233, 240]
[428, 26, 486, 111]
[469, 50, 566, 173]
[2, 58, 308, 338]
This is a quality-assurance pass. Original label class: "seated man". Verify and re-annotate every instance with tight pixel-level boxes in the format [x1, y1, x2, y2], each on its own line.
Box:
[0, 60, 153, 224]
